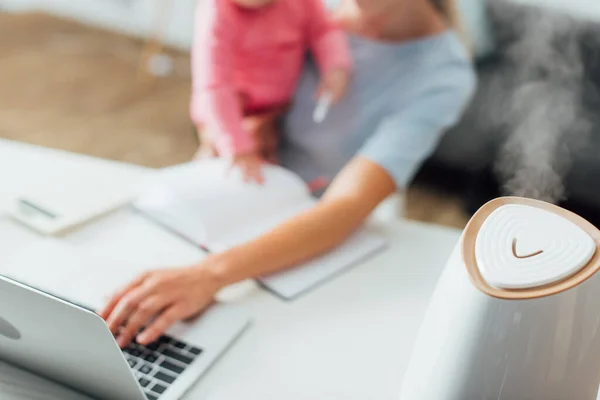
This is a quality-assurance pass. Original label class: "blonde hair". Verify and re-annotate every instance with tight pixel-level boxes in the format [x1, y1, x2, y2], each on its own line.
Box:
[432, 0, 472, 56]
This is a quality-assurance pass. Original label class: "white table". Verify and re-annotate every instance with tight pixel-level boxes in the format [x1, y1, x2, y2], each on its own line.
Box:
[0, 139, 462, 400]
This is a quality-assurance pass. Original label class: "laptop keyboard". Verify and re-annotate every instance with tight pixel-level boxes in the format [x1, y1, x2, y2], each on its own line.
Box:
[123, 335, 203, 400]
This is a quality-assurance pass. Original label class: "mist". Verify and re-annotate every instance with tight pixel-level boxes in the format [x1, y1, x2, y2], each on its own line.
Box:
[489, 3, 594, 204]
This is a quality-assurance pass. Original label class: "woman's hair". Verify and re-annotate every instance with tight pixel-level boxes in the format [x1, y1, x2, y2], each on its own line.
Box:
[431, 0, 459, 28]
[431, 0, 472, 55]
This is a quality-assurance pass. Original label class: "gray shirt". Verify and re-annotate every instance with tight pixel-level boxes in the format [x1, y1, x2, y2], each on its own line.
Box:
[281, 30, 476, 190]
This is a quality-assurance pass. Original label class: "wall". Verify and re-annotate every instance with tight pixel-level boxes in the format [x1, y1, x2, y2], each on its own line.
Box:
[0, 0, 197, 50]
[513, 0, 600, 19]
[4, 0, 600, 53]
[455, 0, 600, 58]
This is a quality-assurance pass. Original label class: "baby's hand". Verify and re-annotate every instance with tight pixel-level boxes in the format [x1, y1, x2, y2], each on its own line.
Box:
[317, 68, 351, 104]
[228, 152, 265, 184]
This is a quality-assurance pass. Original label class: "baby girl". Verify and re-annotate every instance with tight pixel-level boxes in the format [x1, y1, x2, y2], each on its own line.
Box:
[191, 0, 352, 182]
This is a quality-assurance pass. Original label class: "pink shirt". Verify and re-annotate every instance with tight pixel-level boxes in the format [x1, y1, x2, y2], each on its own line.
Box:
[190, 0, 352, 156]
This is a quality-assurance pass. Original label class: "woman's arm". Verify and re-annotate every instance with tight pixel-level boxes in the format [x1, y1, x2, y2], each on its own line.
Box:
[100, 156, 396, 347]
[209, 156, 396, 286]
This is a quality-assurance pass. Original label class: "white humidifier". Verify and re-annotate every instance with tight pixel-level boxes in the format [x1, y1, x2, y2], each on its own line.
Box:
[399, 197, 600, 400]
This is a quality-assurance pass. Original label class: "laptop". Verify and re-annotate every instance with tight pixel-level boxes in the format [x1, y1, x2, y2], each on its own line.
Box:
[0, 274, 250, 400]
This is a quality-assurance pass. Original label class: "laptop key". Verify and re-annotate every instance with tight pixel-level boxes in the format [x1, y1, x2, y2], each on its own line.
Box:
[172, 340, 187, 349]
[163, 348, 193, 365]
[124, 344, 142, 356]
[127, 358, 138, 368]
[129, 348, 142, 357]
[189, 347, 203, 356]
[143, 353, 158, 363]
[139, 363, 153, 375]
[158, 336, 172, 344]
[153, 371, 176, 384]
[146, 393, 158, 400]
[151, 383, 167, 395]
[160, 360, 184, 374]
[146, 342, 160, 351]
[138, 377, 151, 388]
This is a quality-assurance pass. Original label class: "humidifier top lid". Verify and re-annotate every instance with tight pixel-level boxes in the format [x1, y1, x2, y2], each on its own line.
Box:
[474, 204, 596, 290]
[463, 198, 600, 299]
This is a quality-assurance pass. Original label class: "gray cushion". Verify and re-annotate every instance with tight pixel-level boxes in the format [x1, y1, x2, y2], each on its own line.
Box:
[434, 0, 600, 204]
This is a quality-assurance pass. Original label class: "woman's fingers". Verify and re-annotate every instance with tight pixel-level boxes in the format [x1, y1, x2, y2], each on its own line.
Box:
[99, 294, 123, 323]
[137, 304, 189, 345]
[105, 285, 151, 337]
[99, 273, 148, 324]
[99, 266, 220, 348]
[116, 295, 169, 348]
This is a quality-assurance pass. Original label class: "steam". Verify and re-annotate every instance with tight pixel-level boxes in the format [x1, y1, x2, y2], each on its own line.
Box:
[489, 2, 594, 204]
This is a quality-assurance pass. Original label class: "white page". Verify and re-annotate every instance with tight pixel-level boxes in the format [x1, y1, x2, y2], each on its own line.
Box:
[213, 198, 316, 252]
[134, 159, 310, 247]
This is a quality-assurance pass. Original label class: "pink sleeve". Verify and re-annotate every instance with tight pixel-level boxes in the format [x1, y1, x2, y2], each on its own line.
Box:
[306, 0, 352, 74]
[190, 0, 255, 156]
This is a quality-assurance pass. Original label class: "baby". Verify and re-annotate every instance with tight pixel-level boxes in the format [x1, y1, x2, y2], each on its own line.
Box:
[191, 0, 352, 183]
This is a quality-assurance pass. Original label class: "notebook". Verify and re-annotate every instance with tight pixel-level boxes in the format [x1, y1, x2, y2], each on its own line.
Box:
[133, 160, 387, 300]
[3, 156, 150, 236]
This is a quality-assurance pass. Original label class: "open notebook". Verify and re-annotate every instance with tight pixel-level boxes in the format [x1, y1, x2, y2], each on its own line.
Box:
[133, 160, 387, 300]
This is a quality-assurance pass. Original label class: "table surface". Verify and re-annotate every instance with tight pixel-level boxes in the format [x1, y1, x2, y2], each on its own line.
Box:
[0, 139, 462, 400]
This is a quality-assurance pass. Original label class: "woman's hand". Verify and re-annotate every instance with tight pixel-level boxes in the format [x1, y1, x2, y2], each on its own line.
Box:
[99, 260, 224, 348]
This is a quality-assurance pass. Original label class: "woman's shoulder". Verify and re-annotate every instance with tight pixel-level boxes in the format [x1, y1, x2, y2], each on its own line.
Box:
[348, 30, 474, 89]
[346, 31, 476, 116]
[346, 31, 472, 86]
[400, 30, 472, 65]
[440, 30, 474, 64]
[402, 30, 475, 88]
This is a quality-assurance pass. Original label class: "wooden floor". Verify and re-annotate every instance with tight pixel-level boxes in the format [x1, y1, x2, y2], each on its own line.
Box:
[0, 12, 470, 229]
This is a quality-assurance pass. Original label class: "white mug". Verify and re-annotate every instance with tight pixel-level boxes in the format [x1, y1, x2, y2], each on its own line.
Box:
[399, 197, 600, 400]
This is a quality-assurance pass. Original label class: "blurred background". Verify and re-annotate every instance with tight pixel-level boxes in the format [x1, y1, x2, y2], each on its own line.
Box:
[1, 0, 600, 228]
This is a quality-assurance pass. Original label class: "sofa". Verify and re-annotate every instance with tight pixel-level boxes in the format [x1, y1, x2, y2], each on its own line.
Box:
[422, 0, 600, 225]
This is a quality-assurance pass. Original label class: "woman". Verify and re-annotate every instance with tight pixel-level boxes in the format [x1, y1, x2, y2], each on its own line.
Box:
[101, 0, 476, 348]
